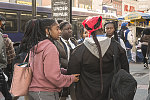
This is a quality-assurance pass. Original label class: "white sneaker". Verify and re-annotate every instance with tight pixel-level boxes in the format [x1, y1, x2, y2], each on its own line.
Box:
[144, 63, 149, 69]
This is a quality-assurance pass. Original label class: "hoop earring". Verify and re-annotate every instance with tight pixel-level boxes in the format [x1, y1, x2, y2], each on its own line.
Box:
[46, 34, 49, 37]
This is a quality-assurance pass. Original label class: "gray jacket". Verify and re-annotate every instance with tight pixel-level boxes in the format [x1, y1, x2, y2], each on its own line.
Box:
[0, 32, 7, 68]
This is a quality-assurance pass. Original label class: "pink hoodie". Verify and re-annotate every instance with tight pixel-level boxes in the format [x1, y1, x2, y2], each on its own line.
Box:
[29, 39, 75, 92]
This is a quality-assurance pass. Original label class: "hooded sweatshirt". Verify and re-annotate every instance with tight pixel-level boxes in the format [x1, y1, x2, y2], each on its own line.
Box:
[29, 39, 75, 92]
[84, 36, 111, 58]
[68, 36, 129, 100]
[83, 36, 129, 72]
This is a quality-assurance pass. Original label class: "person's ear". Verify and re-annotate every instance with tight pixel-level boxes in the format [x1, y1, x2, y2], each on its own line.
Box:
[45, 28, 49, 34]
[45, 28, 51, 37]
[48, 28, 52, 36]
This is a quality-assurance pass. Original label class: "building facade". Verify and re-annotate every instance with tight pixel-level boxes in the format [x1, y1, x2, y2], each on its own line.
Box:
[102, 0, 121, 16]
[0, 0, 9, 2]
[41, 0, 93, 10]
[122, 0, 138, 15]
[137, 0, 150, 12]
[2, 0, 147, 17]
[92, 0, 103, 12]
[42, 0, 51, 7]
[0, 0, 42, 6]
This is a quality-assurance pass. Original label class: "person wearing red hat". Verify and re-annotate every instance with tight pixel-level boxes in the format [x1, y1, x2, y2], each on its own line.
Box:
[67, 16, 129, 100]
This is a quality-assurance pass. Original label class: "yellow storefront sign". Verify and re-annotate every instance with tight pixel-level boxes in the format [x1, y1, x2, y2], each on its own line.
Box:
[17, 1, 39, 6]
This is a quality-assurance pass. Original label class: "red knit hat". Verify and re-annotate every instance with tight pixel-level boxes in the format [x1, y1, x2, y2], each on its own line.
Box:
[82, 16, 102, 37]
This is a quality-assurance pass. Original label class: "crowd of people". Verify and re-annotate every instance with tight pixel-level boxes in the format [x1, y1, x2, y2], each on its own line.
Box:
[0, 14, 149, 100]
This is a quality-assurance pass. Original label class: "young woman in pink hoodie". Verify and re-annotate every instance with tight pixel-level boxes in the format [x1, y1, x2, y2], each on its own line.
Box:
[18, 18, 79, 100]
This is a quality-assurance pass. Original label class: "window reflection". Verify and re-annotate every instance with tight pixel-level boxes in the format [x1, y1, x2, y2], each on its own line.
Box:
[20, 12, 49, 32]
[0, 10, 17, 32]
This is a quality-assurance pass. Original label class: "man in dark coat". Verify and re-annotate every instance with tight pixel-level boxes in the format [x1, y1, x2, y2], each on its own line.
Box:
[54, 21, 77, 100]
[55, 21, 77, 69]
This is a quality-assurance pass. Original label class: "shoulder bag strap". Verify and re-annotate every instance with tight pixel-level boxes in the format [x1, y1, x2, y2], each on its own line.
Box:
[23, 53, 29, 63]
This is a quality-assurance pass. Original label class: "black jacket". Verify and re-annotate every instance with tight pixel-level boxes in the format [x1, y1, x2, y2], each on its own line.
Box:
[68, 38, 129, 100]
[54, 37, 77, 69]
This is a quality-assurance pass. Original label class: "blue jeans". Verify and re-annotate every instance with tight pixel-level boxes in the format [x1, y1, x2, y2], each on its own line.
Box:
[127, 49, 132, 62]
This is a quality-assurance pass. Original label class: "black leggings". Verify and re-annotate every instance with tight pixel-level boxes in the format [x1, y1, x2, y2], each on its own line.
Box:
[141, 45, 148, 64]
[0, 69, 12, 100]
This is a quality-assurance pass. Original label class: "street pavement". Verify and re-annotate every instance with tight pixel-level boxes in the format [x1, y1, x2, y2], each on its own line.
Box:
[0, 63, 149, 100]
[130, 63, 149, 100]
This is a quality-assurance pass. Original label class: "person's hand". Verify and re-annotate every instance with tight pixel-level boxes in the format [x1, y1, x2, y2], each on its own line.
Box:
[72, 74, 80, 82]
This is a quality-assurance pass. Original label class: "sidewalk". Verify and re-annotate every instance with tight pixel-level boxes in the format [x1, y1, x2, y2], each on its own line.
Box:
[0, 63, 149, 100]
[130, 63, 149, 100]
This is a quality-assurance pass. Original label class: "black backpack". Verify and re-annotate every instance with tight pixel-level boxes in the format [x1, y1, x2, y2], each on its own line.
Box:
[118, 29, 126, 42]
[110, 41, 137, 100]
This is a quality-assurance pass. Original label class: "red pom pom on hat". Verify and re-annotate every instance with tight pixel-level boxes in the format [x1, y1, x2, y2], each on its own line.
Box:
[82, 16, 102, 37]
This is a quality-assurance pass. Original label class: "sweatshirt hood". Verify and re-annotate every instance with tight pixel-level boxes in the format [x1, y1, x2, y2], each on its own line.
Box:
[83, 37, 111, 58]
[31, 39, 51, 54]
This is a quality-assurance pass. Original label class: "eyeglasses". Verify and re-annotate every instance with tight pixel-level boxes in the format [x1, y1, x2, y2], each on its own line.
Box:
[105, 27, 114, 30]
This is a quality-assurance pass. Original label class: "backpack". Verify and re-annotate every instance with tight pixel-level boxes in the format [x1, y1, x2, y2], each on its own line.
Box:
[118, 29, 125, 42]
[0, 33, 7, 68]
[110, 41, 137, 100]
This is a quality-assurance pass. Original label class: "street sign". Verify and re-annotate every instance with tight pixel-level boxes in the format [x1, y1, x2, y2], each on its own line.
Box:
[51, 0, 71, 23]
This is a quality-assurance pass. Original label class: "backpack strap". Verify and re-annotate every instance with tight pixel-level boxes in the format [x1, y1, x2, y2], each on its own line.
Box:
[124, 29, 130, 42]
[117, 37, 121, 43]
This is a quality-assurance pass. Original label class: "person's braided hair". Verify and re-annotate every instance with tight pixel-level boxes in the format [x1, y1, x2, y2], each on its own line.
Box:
[19, 18, 57, 55]
[91, 30, 103, 93]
